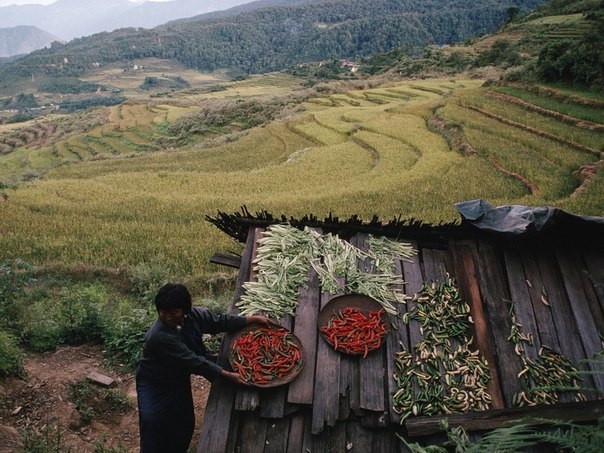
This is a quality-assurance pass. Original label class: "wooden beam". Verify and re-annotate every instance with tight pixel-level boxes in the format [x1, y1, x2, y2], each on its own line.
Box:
[210, 253, 241, 268]
[452, 242, 505, 409]
[405, 400, 604, 437]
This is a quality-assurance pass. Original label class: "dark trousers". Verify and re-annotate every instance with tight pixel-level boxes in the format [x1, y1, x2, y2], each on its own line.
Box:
[136, 368, 195, 453]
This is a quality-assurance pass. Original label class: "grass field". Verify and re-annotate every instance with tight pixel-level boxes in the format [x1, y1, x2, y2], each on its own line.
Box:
[0, 76, 602, 280]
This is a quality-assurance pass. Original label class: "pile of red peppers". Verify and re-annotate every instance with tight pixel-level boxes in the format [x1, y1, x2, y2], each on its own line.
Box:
[231, 325, 303, 386]
[320, 307, 388, 357]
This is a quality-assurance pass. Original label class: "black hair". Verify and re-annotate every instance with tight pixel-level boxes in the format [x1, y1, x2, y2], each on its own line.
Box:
[154, 283, 192, 313]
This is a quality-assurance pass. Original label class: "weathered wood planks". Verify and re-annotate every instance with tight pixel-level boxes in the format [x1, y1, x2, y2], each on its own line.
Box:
[199, 228, 604, 452]
[451, 241, 505, 409]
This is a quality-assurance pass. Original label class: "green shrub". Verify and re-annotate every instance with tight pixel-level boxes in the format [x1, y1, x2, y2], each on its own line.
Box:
[12, 276, 153, 367]
[19, 423, 67, 453]
[67, 379, 132, 425]
[20, 284, 107, 352]
[402, 417, 604, 452]
[128, 259, 174, 304]
[38, 77, 100, 94]
[58, 286, 106, 345]
[102, 306, 155, 370]
[0, 329, 24, 378]
[501, 65, 530, 83]
[22, 317, 62, 353]
[0, 259, 35, 332]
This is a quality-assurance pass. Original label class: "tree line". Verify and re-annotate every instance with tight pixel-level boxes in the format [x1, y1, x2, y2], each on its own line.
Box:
[0, 0, 547, 86]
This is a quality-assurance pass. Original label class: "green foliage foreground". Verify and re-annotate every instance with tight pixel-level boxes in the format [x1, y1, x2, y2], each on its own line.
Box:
[402, 417, 604, 453]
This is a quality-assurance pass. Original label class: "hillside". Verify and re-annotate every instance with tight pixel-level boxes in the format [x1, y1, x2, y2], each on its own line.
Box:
[0, 0, 548, 95]
[0, 76, 601, 274]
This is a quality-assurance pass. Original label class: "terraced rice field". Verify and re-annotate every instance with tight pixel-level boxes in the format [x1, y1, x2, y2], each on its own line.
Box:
[0, 77, 601, 278]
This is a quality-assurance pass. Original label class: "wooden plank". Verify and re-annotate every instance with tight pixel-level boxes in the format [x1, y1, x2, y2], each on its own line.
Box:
[237, 412, 268, 453]
[504, 248, 541, 361]
[400, 242, 425, 407]
[264, 417, 291, 453]
[535, 246, 596, 396]
[285, 411, 313, 453]
[346, 420, 374, 451]
[520, 248, 562, 353]
[354, 234, 386, 413]
[196, 379, 238, 453]
[235, 227, 264, 411]
[336, 235, 361, 418]
[406, 399, 604, 437]
[311, 420, 346, 452]
[360, 410, 390, 428]
[258, 386, 288, 419]
[198, 226, 257, 453]
[451, 241, 504, 409]
[556, 246, 604, 391]
[288, 235, 321, 405]
[421, 248, 448, 282]
[420, 246, 459, 405]
[248, 227, 264, 282]
[360, 347, 386, 412]
[311, 291, 342, 434]
[401, 242, 424, 352]
[473, 240, 524, 408]
[338, 354, 359, 419]
[578, 249, 604, 335]
[210, 252, 241, 268]
[229, 226, 257, 315]
[86, 371, 116, 388]
[372, 427, 405, 453]
[386, 258, 410, 424]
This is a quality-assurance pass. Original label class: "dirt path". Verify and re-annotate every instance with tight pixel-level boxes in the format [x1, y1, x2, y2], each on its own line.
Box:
[0, 344, 210, 452]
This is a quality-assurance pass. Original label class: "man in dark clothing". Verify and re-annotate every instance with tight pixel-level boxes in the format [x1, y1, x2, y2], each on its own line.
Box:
[136, 283, 271, 452]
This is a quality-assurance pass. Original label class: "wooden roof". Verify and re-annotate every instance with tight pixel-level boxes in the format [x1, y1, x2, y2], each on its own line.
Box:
[198, 209, 604, 453]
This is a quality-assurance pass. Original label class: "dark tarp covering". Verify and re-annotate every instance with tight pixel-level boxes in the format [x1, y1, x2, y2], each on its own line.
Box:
[454, 199, 604, 235]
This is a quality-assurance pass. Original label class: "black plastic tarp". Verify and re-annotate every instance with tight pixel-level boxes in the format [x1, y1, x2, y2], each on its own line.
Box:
[454, 199, 604, 236]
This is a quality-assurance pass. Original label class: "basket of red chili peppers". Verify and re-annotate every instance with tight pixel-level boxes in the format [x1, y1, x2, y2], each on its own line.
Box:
[229, 323, 305, 388]
[318, 294, 389, 358]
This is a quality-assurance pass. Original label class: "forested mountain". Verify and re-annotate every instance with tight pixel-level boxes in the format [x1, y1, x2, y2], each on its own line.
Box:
[0, 0, 548, 90]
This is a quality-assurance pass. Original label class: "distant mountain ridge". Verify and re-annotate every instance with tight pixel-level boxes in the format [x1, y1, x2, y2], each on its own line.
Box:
[0, 0, 254, 43]
[0, 0, 550, 80]
[0, 25, 58, 58]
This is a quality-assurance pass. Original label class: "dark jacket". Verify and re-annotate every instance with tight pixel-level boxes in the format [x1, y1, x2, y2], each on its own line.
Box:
[137, 306, 247, 382]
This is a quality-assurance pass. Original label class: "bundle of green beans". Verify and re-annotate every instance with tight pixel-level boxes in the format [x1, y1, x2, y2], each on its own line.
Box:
[367, 235, 417, 274]
[506, 300, 585, 406]
[309, 231, 367, 295]
[237, 224, 417, 318]
[392, 276, 492, 423]
[237, 224, 319, 317]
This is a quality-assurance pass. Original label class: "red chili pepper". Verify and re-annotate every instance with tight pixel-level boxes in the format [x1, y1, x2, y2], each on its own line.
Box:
[320, 308, 387, 357]
[231, 326, 302, 386]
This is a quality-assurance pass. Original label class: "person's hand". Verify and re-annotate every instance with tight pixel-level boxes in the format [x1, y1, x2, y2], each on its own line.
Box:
[245, 315, 274, 327]
[220, 369, 248, 386]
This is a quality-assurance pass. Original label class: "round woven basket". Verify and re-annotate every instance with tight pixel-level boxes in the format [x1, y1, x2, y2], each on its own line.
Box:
[318, 294, 389, 356]
[228, 323, 305, 388]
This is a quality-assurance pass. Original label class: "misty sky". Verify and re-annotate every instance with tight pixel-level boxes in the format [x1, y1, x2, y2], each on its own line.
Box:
[0, 0, 169, 6]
